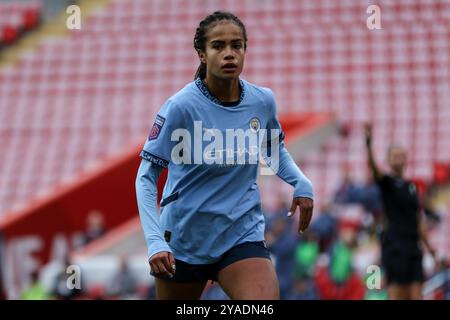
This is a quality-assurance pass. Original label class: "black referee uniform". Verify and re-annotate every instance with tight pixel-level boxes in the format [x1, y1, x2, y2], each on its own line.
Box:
[377, 174, 423, 285]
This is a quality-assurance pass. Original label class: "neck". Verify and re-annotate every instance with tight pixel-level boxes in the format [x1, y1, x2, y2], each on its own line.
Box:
[203, 75, 240, 103]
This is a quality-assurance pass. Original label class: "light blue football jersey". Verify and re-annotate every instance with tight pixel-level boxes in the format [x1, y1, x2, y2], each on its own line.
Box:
[139, 78, 308, 264]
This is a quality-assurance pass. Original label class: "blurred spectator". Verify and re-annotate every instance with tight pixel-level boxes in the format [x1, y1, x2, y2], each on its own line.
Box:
[362, 185, 383, 219]
[430, 258, 450, 300]
[286, 275, 318, 300]
[364, 270, 388, 300]
[109, 256, 137, 299]
[314, 224, 365, 300]
[73, 211, 107, 249]
[52, 255, 83, 300]
[20, 270, 52, 300]
[294, 231, 319, 278]
[334, 171, 383, 218]
[365, 288, 388, 300]
[309, 203, 338, 252]
[334, 171, 356, 203]
[265, 205, 298, 299]
[82, 211, 106, 246]
[329, 242, 353, 283]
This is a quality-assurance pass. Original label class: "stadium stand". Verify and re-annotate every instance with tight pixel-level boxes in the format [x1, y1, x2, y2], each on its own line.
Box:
[0, 0, 448, 216]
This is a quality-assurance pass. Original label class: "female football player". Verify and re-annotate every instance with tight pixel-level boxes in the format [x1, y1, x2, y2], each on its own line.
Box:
[136, 11, 314, 300]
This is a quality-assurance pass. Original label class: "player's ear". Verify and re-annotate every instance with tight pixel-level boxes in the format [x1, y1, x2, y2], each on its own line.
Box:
[197, 51, 206, 64]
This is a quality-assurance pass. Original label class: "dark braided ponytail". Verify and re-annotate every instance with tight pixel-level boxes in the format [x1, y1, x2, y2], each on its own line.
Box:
[193, 11, 247, 79]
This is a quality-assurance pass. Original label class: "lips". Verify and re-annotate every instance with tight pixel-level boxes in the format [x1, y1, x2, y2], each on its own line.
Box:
[222, 63, 237, 70]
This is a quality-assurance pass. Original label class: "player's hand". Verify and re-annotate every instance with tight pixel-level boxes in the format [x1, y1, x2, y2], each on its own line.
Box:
[149, 251, 176, 278]
[288, 197, 314, 234]
[364, 123, 373, 146]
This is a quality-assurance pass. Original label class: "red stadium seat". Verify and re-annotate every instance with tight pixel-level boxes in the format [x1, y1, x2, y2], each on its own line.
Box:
[2, 25, 18, 44]
[23, 7, 40, 31]
[433, 163, 450, 185]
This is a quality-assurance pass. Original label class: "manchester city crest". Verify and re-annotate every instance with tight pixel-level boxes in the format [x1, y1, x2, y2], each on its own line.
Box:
[249, 117, 260, 132]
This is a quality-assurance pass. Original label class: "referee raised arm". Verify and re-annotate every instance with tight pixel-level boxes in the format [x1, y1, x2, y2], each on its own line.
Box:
[364, 123, 437, 300]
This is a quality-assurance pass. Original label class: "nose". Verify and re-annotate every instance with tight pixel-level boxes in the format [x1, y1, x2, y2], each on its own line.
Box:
[224, 45, 235, 60]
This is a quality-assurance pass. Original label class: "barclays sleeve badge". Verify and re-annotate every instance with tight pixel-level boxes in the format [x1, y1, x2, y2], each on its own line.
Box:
[148, 114, 166, 140]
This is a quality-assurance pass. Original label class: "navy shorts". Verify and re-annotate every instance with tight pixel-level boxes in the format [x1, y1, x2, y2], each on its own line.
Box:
[152, 241, 271, 282]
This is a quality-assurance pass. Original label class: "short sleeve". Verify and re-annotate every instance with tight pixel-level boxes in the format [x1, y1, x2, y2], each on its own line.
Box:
[140, 100, 183, 168]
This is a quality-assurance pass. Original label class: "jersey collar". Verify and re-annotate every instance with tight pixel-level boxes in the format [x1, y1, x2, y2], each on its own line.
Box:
[194, 77, 246, 106]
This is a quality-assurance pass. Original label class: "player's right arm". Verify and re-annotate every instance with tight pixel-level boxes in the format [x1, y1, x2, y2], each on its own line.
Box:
[364, 123, 382, 181]
[135, 160, 175, 278]
[135, 99, 183, 278]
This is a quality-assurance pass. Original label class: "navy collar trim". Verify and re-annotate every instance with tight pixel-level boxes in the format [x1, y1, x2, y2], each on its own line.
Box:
[194, 77, 245, 106]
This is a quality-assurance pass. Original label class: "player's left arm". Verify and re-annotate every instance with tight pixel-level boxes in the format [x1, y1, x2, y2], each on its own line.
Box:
[262, 88, 314, 233]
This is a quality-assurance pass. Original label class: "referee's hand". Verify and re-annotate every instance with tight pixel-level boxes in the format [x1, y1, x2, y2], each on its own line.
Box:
[149, 251, 176, 278]
[288, 197, 314, 234]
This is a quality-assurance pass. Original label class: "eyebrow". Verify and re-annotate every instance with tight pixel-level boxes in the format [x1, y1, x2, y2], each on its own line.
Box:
[210, 39, 243, 44]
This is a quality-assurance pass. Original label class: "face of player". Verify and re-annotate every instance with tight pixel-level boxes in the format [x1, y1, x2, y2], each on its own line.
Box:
[388, 146, 407, 176]
[199, 21, 245, 81]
